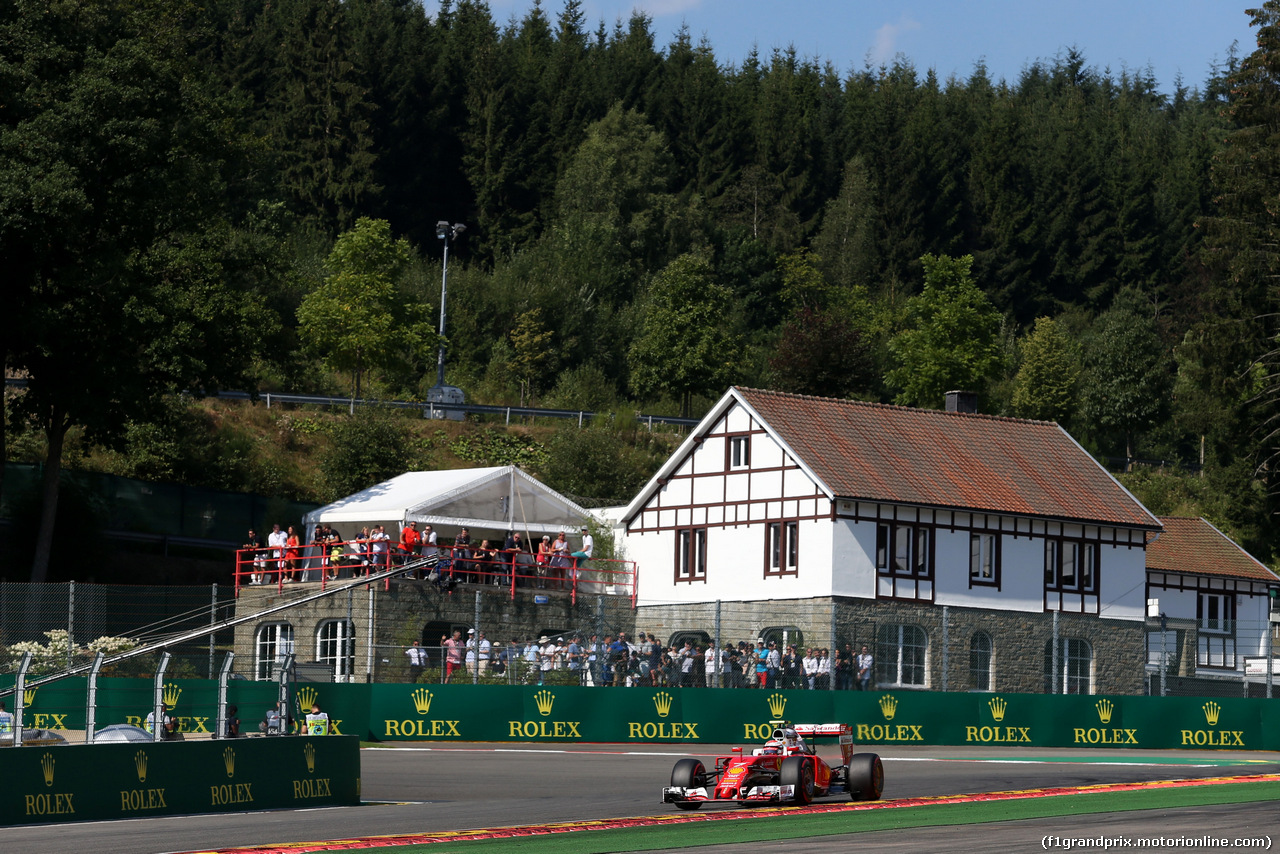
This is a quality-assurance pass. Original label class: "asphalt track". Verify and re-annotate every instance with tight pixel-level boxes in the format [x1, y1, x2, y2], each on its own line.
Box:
[7, 743, 1280, 854]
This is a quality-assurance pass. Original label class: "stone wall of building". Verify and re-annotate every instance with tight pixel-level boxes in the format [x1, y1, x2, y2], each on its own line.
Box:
[231, 580, 636, 682]
[636, 597, 1146, 695]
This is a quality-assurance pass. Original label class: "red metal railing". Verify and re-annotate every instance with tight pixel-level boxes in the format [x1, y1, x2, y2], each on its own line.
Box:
[233, 541, 636, 604]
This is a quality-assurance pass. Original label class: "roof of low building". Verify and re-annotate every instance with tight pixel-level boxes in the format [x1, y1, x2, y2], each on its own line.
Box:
[732, 387, 1159, 529]
[1145, 516, 1279, 582]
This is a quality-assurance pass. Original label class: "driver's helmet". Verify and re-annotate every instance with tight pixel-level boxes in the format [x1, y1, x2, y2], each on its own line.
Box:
[782, 728, 799, 749]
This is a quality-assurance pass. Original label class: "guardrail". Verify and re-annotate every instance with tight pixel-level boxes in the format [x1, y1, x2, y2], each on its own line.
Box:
[3, 378, 700, 427]
[234, 540, 637, 603]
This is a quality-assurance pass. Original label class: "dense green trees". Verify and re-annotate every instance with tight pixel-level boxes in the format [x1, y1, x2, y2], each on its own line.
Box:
[11, 0, 1280, 566]
[3, 0, 273, 581]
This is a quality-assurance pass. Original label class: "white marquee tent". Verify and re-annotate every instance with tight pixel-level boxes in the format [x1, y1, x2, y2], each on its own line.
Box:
[302, 466, 593, 542]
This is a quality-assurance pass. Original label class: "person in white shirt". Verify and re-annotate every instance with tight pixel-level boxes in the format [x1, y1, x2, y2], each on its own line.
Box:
[815, 648, 832, 690]
[422, 524, 439, 557]
[405, 640, 428, 682]
[369, 525, 391, 571]
[538, 636, 556, 684]
[477, 631, 491, 676]
[267, 524, 288, 582]
[305, 702, 331, 735]
[857, 645, 874, 691]
[803, 648, 818, 690]
[703, 641, 718, 687]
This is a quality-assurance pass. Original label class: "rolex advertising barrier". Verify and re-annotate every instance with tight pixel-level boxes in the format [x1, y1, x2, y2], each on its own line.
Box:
[366, 684, 1280, 751]
[0, 736, 360, 826]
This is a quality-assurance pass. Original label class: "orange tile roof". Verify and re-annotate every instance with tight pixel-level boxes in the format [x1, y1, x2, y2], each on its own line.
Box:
[735, 387, 1159, 529]
[1145, 516, 1279, 582]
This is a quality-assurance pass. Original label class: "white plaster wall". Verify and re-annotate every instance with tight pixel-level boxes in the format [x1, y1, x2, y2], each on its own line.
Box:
[1238, 592, 1273, 659]
[630, 518, 836, 606]
[831, 519, 877, 599]
[1097, 544, 1147, 621]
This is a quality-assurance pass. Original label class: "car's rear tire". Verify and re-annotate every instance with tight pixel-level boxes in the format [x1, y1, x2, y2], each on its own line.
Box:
[671, 757, 706, 809]
[847, 752, 884, 801]
[779, 756, 814, 805]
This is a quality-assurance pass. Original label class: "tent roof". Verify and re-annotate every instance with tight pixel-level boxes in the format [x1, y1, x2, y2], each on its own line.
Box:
[303, 467, 592, 536]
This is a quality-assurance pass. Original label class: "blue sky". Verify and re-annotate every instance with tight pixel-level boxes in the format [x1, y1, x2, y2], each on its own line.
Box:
[485, 0, 1256, 91]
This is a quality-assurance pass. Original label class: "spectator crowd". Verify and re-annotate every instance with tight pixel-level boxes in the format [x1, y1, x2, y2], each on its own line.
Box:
[404, 634, 879, 691]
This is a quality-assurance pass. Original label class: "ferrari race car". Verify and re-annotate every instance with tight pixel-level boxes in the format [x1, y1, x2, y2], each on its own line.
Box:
[662, 722, 883, 809]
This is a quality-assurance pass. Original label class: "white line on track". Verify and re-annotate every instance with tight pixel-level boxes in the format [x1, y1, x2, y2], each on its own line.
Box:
[360, 747, 1216, 766]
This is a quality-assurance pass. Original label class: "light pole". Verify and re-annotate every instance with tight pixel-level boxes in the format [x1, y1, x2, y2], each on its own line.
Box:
[434, 220, 466, 390]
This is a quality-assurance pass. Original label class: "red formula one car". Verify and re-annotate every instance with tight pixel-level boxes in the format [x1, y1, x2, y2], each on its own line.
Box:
[662, 722, 884, 809]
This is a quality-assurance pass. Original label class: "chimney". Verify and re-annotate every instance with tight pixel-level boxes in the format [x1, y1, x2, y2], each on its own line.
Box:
[945, 390, 977, 414]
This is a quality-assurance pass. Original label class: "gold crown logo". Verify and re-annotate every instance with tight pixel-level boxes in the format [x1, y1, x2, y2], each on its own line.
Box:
[135, 749, 148, 783]
[41, 752, 55, 787]
[412, 688, 433, 715]
[534, 689, 555, 717]
[304, 742, 316, 774]
[23, 686, 37, 707]
[223, 746, 235, 779]
[653, 691, 673, 718]
[1095, 699, 1114, 725]
[879, 694, 898, 721]
[296, 686, 319, 713]
[1203, 701, 1221, 726]
[988, 696, 1007, 722]
[162, 683, 181, 710]
[766, 693, 787, 719]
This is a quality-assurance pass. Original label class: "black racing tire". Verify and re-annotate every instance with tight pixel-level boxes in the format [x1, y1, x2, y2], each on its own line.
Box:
[671, 758, 706, 810]
[779, 756, 814, 805]
[671, 757, 706, 788]
[847, 752, 884, 801]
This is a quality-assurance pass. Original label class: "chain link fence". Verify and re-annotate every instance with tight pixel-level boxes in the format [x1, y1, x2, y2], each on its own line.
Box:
[3, 583, 1277, 719]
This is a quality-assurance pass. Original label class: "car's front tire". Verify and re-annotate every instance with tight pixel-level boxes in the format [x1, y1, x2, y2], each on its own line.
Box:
[670, 757, 706, 809]
[779, 756, 814, 805]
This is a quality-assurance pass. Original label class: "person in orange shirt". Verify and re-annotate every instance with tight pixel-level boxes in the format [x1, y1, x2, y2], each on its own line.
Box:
[285, 526, 301, 581]
[400, 522, 421, 576]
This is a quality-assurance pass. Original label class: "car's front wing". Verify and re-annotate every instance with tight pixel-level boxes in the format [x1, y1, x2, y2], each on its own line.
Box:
[661, 785, 796, 804]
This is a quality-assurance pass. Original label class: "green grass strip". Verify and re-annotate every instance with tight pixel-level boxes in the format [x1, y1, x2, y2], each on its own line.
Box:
[358, 780, 1280, 854]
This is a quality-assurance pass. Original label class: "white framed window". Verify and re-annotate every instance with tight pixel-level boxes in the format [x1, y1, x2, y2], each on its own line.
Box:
[317, 619, 355, 680]
[256, 622, 294, 680]
[969, 533, 999, 586]
[876, 524, 932, 578]
[676, 528, 707, 583]
[1044, 539, 1098, 593]
[765, 520, 799, 576]
[728, 435, 751, 469]
[1197, 592, 1237, 668]
[970, 631, 993, 691]
[1044, 637, 1092, 694]
[876, 624, 928, 687]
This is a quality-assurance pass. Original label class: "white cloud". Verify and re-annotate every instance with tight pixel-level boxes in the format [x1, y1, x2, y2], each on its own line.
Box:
[869, 15, 921, 66]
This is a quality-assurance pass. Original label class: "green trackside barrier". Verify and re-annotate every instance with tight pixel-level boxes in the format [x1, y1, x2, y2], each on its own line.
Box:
[0, 736, 360, 826]
[9, 678, 1279, 750]
[370, 684, 1280, 751]
[4, 678, 371, 740]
